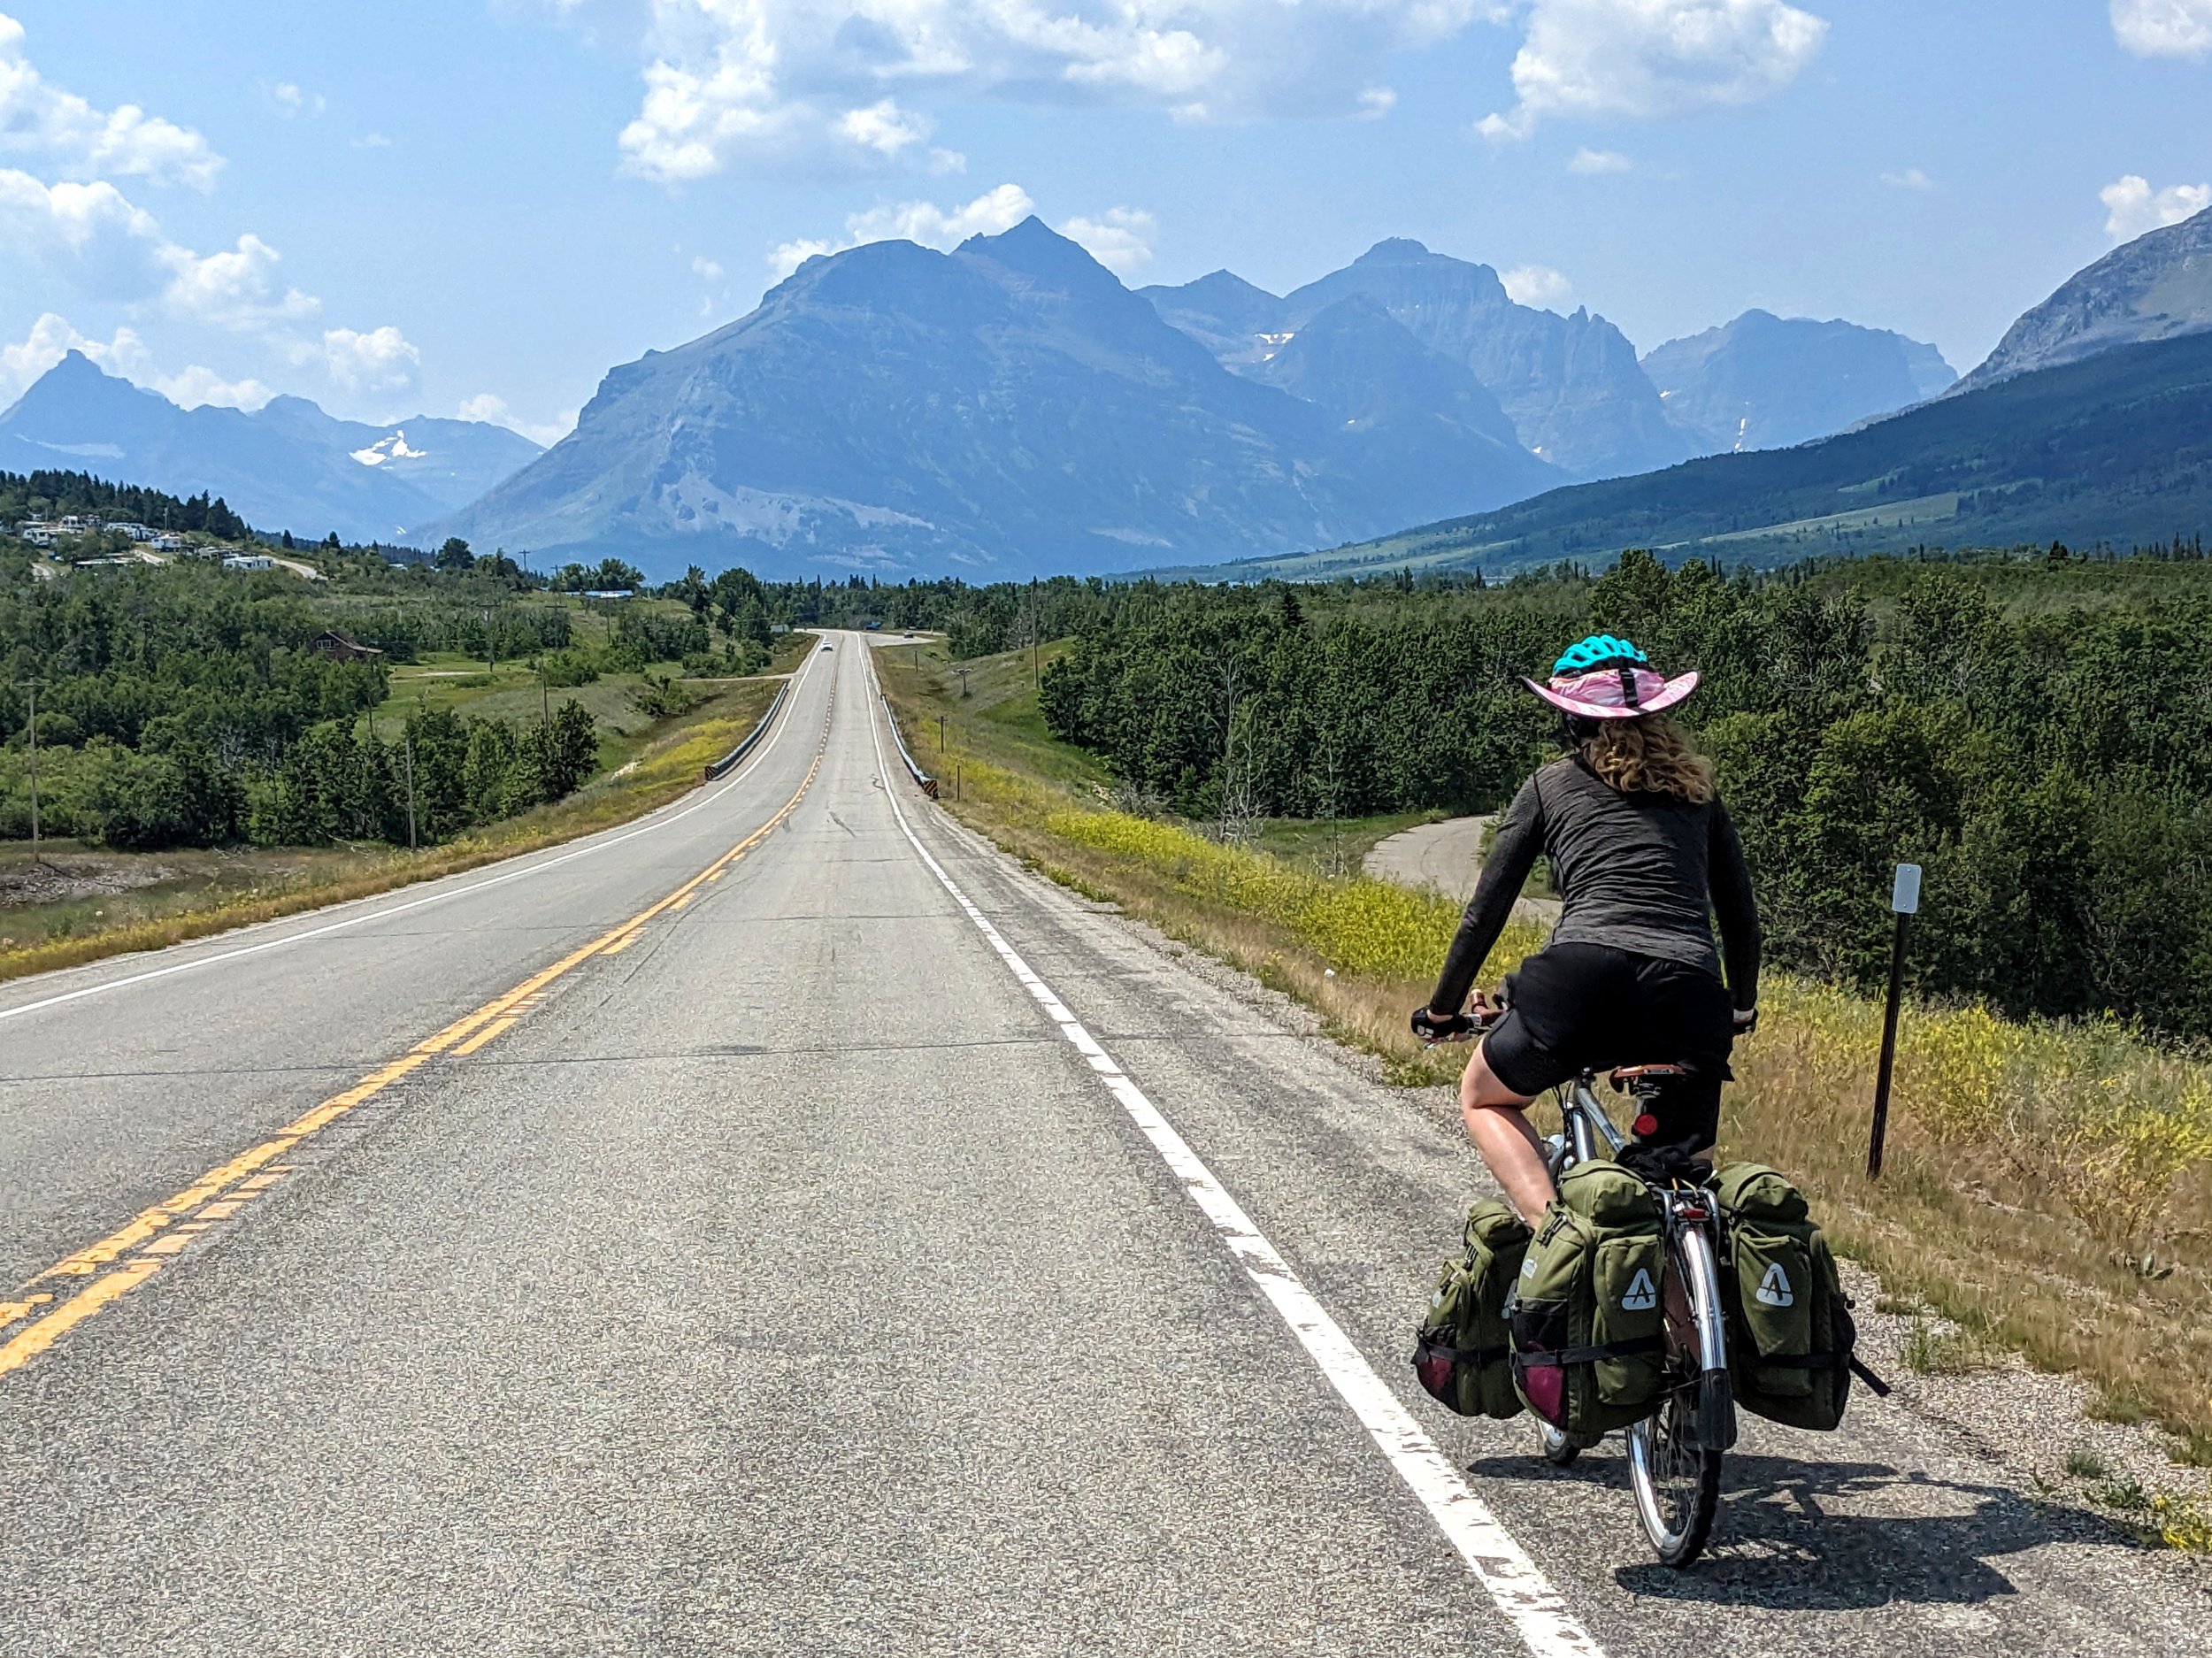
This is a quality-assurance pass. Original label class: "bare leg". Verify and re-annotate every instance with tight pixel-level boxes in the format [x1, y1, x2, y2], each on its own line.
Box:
[1460, 1040, 1552, 1225]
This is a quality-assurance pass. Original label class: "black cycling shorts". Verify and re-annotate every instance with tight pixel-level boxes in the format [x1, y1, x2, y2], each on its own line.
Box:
[1482, 942, 1736, 1151]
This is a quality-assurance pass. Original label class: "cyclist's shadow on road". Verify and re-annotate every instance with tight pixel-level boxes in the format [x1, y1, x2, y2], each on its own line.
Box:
[1464, 1450, 2139, 1607]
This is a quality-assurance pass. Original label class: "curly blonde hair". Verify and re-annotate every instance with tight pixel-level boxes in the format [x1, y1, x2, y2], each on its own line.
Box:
[1580, 715, 1715, 803]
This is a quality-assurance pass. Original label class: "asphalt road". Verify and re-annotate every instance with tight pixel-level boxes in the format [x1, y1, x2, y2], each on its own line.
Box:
[0, 633, 2203, 1654]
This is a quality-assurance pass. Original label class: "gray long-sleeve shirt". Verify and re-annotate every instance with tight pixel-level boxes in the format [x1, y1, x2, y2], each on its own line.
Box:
[1427, 756, 1762, 1015]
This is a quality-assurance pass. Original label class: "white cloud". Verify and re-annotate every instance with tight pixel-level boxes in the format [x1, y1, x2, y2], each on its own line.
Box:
[772, 184, 1157, 280]
[612, 1, 1506, 181]
[272, 82, 326, 118]
[1880, 166, 1934, 190]
[692, 254, 725, 280]
[843, 181, 1038, 250]
[155, 363, 275, 411]
[353, 132, 393, 150]
[161, 234, 321, 328]
[1062, 206, 1158, 275]
[320, 325, 421, 393]
[0, 166, 171, 296]
[2112, 0, 2212, 58]
[1357, 86, 1398, 118]
[767, 235, 837, 279]
[1501, 263, 1573, 305]
[1568, 146, 1632, 173]
[2101, 173, 2212, 240]
[835, 98, 931, 157]
[457, 392, 576, 448]
[0, 311, 270, 410]
[1478, 0, 1827, 140]
[0, 12, 223, 188]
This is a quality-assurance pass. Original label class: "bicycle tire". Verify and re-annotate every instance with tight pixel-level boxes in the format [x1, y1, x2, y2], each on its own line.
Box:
[1626, 1384, 1721, 1567]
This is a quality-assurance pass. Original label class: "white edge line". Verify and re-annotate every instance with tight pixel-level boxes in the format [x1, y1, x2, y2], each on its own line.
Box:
[0, 642, 832, 1026]
[856, 643, 1605, 1658]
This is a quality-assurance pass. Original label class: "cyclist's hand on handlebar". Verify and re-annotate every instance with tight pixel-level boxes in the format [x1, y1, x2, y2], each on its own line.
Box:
[1732, 1004, 1760, 1037]
[1410, 1006, 1476, 1045]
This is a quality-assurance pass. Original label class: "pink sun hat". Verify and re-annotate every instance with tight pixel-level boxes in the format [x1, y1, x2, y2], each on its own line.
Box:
[1522, 662, 1701, 721]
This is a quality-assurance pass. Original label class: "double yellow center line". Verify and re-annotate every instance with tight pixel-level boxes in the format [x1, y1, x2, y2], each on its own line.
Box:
[0, 696, 830, 1383]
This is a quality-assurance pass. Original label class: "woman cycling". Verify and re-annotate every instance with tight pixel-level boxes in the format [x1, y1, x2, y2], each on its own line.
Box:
[1411, 634, 1761, 1224]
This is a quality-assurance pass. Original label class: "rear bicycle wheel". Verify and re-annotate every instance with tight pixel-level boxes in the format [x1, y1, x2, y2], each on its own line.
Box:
[1626, 1380, 1722, 1566]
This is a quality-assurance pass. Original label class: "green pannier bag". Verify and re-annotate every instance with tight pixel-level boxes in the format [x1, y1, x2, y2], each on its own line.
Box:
[1509, 1162, 1668, 1439]
[1412, 1199, 1531, 1420]
[1715, 1163, 1857, 1432]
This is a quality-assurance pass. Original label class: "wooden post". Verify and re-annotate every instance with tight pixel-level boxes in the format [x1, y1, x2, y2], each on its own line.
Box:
[1868, 864, 1922, 1178]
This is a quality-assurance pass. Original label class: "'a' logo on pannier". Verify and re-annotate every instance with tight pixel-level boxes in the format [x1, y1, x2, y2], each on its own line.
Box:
[1621, 1268, 1657, 1311]
[1756, 1263, 1795, 1307]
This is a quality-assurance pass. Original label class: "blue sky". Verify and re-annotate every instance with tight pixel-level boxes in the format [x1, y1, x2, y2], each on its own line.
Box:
[4, 1, 2209, 441]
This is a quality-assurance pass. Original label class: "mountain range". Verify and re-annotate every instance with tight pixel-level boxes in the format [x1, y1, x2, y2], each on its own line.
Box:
[14, 203, 2212, 580]
[431, 220, 1564, 577]
[434, 225, 1962, 579]
[0, 354, 541, 543]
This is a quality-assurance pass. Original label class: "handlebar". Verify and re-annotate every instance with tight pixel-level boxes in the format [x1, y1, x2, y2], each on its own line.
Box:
[1410, 993, 1509, 1047]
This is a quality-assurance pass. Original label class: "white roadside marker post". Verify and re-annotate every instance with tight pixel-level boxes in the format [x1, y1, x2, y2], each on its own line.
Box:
[1868, 862, 1922, 1178]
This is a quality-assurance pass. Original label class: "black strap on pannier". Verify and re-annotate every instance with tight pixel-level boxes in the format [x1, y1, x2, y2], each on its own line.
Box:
[1513, 1336, 1663, 1369]
[1415, 1335, 1510, 1368]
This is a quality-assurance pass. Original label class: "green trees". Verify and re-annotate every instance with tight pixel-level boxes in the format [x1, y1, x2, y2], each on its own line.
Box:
[241, 702, 603, 848]
[0, 563, 603, 852]
[1035, 555, 2212, 1044]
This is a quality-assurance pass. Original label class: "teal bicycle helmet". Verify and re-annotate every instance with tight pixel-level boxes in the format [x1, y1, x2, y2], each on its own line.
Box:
[1526, 633, 1699, 720]
[1551, 633, 1647, 676]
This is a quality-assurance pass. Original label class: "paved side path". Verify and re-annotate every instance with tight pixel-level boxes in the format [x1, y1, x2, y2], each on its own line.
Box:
[1365, 813, 1561, 923]
[0, 636, 2202, 1654]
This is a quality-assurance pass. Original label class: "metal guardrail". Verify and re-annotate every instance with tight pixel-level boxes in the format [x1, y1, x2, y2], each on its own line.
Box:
[880, 693, 939, 798]
[702, 679, 790, 780]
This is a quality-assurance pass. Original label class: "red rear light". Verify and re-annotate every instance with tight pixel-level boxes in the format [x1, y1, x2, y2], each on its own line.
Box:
[1632, 1113, 1659, 1138]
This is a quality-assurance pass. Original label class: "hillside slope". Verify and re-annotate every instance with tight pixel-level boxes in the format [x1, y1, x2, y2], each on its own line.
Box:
[1956, 203, 2212, 392]
[1152, 328, 2212, 581]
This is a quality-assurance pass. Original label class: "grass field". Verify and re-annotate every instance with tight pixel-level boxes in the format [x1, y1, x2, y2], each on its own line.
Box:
[0, 630, 815, 984]
[878, 635, 2212, 1485]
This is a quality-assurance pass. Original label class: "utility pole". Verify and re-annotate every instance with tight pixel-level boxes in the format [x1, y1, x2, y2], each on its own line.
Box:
[484, 606, 496, 679]
[14, 679, 43, 864]
[403, 731, 418, 851]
